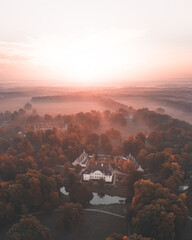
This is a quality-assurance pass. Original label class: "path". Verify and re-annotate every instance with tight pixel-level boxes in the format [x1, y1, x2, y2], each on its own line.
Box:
[84, 208, 125, 219]
[17, 209, 59, 217]
[17, 208, 192, 223]
[17, 208, 126, 219]
[56, 164, 64, 168]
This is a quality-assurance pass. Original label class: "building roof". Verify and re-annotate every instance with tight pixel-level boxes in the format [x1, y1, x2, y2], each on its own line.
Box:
[73, 150, 89, 166]
[83, 163, 113, 175]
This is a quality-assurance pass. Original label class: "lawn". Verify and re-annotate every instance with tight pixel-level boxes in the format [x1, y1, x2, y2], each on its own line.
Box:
[0, 204, 127, 240]
[1, 204, 192, 240]
[37, 209, 127, 240]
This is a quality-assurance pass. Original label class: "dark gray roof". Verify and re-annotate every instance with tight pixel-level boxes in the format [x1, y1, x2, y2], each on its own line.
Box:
[83, 163, 113, 175]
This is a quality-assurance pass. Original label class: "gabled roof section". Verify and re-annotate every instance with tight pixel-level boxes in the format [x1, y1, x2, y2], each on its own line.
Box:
[84, 163, 113, 175]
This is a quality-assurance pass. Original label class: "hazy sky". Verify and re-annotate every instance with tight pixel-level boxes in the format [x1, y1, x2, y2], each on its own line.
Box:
[0, 0, 192, 86]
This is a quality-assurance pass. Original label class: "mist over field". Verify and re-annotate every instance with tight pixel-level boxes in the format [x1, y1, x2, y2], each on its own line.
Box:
[1, 81, 192, 124]
[114, 95, 192, 124]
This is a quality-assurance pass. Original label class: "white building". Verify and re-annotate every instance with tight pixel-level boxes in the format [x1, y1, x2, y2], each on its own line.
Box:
[83, 163, 113, 183]
[18, 131, 26, 137]
[34, 122, 54, 131]
[125, 113, 134, 120]
[61, 124, 68, 132]
[72, 150, 91, 168]
[137, 165, 144, 172]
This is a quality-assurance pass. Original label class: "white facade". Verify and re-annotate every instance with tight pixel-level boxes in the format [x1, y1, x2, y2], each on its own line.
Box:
[82, 163, 113, 183]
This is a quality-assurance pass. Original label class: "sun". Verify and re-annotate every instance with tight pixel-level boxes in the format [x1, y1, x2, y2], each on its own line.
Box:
[32, 30, 142, 85]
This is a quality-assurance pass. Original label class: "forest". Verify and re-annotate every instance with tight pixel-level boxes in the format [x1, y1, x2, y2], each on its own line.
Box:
[0, 102, 192, 240]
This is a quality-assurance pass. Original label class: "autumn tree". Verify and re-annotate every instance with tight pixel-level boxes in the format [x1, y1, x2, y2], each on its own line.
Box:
[106, 233, 151, 240]
[106, 233, 125, 240]
[132, 203, 175, 240]
[105, 128, 121, 146]
[86, 133, 99, 148]
[75, 164, 82, 174]
[129, 233, 151, 240]
[24, 103, 32, 111]
[69, 182, 93, 206]
[123, 136, 141, 156]
[100, 133, 113, 154]
[131, 179, 188, 239]
[8, 184, 25, 213]
[7, 215, 52, 240]
[136, 149, 148, 168]
[159, 161, 184, 193]
[0, 202, 15, 225]
[62, 132, 84, 161]
[64, 171, 79, 191]
[146, 152, 169, 173]
[124, 170, 144, 199]
[8, 170, 63, 213]
[55, 203, 85, 230]
[109, 112, 127, 126]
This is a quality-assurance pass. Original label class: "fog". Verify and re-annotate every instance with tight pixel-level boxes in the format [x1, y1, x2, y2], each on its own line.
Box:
[1, 95, 191, 125]
[32, 101, 107, 116]
[0, 84, 192, 125]
[114, 96, 192, 124]
[0, 97, 30, 112]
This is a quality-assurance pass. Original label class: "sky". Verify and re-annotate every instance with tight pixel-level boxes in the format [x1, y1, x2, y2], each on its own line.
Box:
[0, 0, 192, 87]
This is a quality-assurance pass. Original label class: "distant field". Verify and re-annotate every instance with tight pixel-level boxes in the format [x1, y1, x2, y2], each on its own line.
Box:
[33, 100, 108, 116]
[0, 97, 108, 115]
[0, 97, 109, 115]
[0, 97, 30, 112]
[1, 86, 192, 124]
[114, 95, 192, 124]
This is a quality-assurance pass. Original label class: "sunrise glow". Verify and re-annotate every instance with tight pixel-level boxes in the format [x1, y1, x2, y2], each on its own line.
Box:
[30, 28, 145, 85]
[0, 0, 192, 86]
